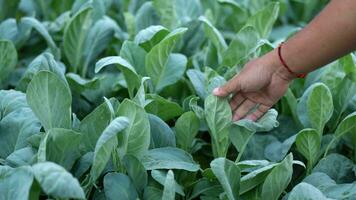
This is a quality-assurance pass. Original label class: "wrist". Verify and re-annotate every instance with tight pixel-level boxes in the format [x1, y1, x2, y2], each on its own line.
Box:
[263, 48, 296, 82]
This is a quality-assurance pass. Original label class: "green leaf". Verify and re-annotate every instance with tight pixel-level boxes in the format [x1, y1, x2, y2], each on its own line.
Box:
[79, 99, 113, 152]
[122, 155, 148, 194]
[296, 129, 320, 172]
[0, 40, 17, 85]
[32, 162, 85, 199]
[117, 99, 150, 158]
[104, 172, 138, 200]
[199, 16, 228, 54]
[144, 186, 163, 200]
[312, 154, 355, 183]
[63, 7, 93, 73]
[297, 83, 333, 135]
[145, 28, 187, 92]
[21, 17, 60, 60]
[235, 109, 279, 132]
[134, 25, 169, 51]
[95, 56, 141, 98]
[90, 117, 129, 183]
[288, 182, 328, 200]
[45, 128, 82, 170]
[162, 170, 176, 200]
[82, 16, 118, 75]
[26, 71, 72, 131]
[175, 111, 200, 152]
[0, 90, 40, 158]
[141, 147, 200, 172]
[151, 170, 185, 196]
[303, 172, 336, 192]
[240, 162, 279, 194]
[145, 94, 183, 121]
[17, 53, 66, 92]
[246, 2, 280, 38]
[229, 124, 255, 162]
[210, 158, 240, 200]
[6, 147, 36, 167]
[148, 114, 176, 148]
[222, 26, 260, 67]
[72, 152, 94, 179]
[120, 40, 147, 76]
[335, 111, 356, 139]
[204, 95, 232, 157]
[0, 166, 34, 200]
[152, 0, 177, 29]
[186, 69, 208, 99]
[261, 154, 293, 200]
[66, 73, 100, 93]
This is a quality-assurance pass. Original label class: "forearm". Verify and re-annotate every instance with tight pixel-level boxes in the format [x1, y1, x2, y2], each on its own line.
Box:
[272, 0, 356, 79]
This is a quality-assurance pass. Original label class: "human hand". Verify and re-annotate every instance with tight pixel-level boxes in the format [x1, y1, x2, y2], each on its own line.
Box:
[213, 50, 295, 121]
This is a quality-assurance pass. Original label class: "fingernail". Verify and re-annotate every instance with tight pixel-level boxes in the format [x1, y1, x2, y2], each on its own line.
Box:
[213, 88, 220, 95]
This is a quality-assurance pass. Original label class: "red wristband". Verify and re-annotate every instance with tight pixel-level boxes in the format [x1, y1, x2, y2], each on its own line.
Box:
[278, 42, 307, 78]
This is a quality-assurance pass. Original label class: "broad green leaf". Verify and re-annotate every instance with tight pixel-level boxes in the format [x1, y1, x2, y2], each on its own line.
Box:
[229, 124, 255, 162]
[265, 134, 297, 162]
[0, 166, 34, 200]
[189, 179, 222, 200]
[152, 0, 177, 29]
[82, 16, 118, 76]
[246, 2, 279, 38]
[296, 129, 320, 173]
[0, 18, 31, 48]
[0, 90, 40, 158]
[312, 154, 355, 183]
[303, 172, 336, 192]
[145, 28, 187, 92]
[148, 114, 176, 148]
[222, 26, 260, 67]
[199, 16, 228, 54]
[235, 109, 279, 132]
[331, 112, 356, 147]
[133, 77, 150, 107]
[151, 170, 185, 196]
[45, 128, 82, 170]
[95, 56, 141, 98]
[240, 162, 279, 194]
[134, 25, 169, 51]
[66, 73, 99, 93]
[144, 186, 163, 200]
[17, 53, 66, 92]
[145, 94, 183, 121]
[210, 158, 240, 200]
[297, 83, 333, 134]
[261, 154, 293, 200]
[175, 111, 200, 152]
[5, 147, 36, 167]
[288, 183, 328, 200]
[341, 54, 356, 82]
[21, 17, 60, 59]
[205, 95, 232, 157]
[162, 170, 176, 200]
[117, 99, 150, 158]
[324, 183, 356, 199]
[90, 117, 129, 183]
[120, 40, 147, 76]
[63, 7, 93, 73]
[186, 69, 208, 99]
[79, 99, 113, 152]
[104, 172, 138, 200]
[26, 71, 72, 131]
[141, 147, 200, 172]
[32, 162, 85, 199]
[122, 155, 148, 194]
[0, 40, 17, 85]
[72, 152, 93, 179]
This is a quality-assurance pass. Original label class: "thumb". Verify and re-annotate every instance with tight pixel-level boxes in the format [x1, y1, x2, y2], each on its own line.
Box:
[213, 76, 241, 97]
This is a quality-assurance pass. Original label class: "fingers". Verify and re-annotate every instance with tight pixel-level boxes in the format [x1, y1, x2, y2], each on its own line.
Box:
[230, 93, 245, 111]
[213, 75, 241, 97]
[232, 99, 256, 121]
[245, 104, 270, 122]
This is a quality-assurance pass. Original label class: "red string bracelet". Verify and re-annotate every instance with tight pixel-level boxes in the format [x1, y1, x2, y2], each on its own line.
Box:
[278, 42, 307, 78]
